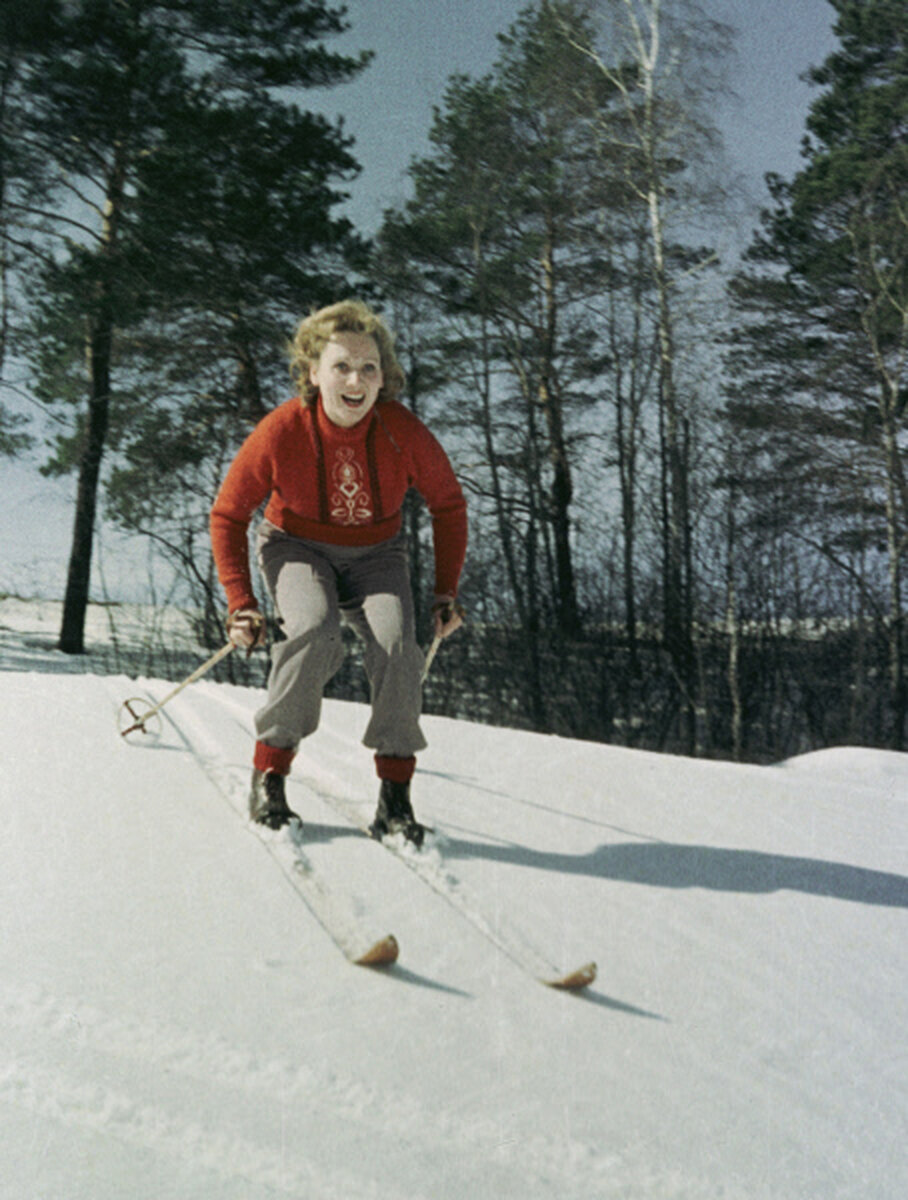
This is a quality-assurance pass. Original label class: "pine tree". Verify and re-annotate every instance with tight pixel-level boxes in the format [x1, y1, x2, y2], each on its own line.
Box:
[726, 0, 908, 747]
[18, 0, 368, 652]
[96, 84, 367, 638]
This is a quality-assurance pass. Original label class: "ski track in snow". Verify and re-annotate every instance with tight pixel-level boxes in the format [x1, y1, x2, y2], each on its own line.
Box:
[42, 675, 628, 1199]
[0, 1056, 398, 1200]
[184, 682, 591, 985]
[0, 976, 642, 1200]
[154, 683, 395, 965]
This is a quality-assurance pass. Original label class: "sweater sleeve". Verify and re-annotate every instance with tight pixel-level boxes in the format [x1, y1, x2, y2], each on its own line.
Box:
[210, 420, 275, 612]
[408, 419, 468, 598]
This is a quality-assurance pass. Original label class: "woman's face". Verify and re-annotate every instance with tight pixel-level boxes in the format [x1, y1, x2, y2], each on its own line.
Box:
[309, 331, 384, 428]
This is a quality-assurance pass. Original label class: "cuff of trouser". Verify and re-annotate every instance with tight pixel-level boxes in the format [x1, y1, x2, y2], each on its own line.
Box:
[254, 741, 296, 775]
[375, 754, 416, 784]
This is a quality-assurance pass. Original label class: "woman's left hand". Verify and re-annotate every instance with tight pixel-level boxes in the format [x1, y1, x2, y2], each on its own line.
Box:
[432, 594, 465, 639]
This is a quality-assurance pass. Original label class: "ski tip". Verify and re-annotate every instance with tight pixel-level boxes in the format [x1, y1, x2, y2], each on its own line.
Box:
[543, 961, 597, 991]
[354, 934, 400, 968]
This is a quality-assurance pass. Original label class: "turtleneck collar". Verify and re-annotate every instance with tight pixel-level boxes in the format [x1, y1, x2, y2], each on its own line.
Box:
[313, 392, 376, 442]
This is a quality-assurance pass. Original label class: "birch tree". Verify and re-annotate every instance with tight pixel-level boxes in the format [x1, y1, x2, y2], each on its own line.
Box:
[563, 0, 730, 751]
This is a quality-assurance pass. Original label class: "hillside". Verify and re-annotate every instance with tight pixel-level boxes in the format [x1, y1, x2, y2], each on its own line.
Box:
[0, 613, 906, 1198]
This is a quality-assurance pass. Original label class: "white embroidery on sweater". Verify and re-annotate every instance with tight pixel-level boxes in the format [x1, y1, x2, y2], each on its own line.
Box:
[330, 446, 372, 524]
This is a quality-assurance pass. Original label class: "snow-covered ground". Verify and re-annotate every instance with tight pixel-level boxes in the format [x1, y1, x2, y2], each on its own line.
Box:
[1, 598, 906, 1199]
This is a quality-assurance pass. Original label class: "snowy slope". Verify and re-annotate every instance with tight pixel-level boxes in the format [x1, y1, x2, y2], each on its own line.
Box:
[1, 637, 907, 1198]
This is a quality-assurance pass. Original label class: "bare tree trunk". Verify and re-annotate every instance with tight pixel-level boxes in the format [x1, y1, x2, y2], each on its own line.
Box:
[59, 314, 113, 652]
[851, 194, 908, 744]
[724, 479, 743, 760]
[59, 150, 127, 653]
[637, 2, 695, 752]
[0, 60, 14, 381]
[615, 371, 639, 672]
[881, 402, 905, 748]
[470, 229, 527, 626]
[524, 471, 547, 728]
[537, 214, 580, 635]
[850, 513, 868, 743]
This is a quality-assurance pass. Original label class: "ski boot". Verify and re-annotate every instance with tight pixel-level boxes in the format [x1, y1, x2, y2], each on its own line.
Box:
[249, 769, 300, 830]
[369, 779, 426, 848]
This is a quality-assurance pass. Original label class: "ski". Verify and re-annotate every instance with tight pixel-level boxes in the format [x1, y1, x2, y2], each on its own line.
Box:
[135, 683, 587, 983]
[252, 820, 400, 968]
[543, 961, 599, 990]
[136, 688, 399, 971]
[310, 782, 596, 991]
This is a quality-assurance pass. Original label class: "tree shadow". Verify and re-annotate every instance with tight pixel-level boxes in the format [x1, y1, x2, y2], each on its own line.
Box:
[436, 835, 908, 909]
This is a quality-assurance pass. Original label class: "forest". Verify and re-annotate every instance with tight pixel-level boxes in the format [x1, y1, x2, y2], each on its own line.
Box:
[1, 0, 906, 762]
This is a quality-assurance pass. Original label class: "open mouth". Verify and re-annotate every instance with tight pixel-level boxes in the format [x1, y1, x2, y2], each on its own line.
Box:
[342, 393, 366, 407]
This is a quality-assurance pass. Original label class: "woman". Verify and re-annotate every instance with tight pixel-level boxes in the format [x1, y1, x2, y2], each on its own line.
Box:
[210, 300, 467, 845]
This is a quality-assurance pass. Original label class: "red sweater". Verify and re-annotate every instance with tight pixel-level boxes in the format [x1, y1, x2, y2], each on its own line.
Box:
[210, 396, 467, 612]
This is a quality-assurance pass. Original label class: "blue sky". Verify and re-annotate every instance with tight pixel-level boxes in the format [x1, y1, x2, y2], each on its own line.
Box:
[314, 0, 839, 231]
[1, 0, 840, 601]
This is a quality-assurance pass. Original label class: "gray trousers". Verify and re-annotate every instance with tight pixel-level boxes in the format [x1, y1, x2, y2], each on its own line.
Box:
[254, 521, 427, 759]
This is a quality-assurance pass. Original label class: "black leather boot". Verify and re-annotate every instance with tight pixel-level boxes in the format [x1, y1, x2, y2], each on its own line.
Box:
[369, 779, 426, 848]
[248, 770, 300, 830]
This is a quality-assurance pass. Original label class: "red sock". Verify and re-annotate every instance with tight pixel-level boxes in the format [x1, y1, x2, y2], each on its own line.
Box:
[374, 754, 416, 784]
[253, 742, 295, 775]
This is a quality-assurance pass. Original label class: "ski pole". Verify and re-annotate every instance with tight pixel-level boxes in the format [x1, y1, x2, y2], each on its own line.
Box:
[421, 634, 442, 683]
[119, 641, 235, 737]
[422, 599, 466, 683]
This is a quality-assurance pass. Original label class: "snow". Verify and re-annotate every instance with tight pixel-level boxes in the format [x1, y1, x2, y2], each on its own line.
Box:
[1, 600, 906, 1199]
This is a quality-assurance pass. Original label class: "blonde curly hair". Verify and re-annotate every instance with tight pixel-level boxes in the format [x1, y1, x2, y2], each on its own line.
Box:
[289, 299, 406, 405]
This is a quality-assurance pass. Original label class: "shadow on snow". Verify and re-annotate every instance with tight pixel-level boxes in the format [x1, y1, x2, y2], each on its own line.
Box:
[435, 834, 908, 910]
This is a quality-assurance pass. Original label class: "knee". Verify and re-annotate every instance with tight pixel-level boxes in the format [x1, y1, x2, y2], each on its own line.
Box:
[275, 612, 344, 669]
[280, 601, 342, 645]
[363, 594, 414, 656]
